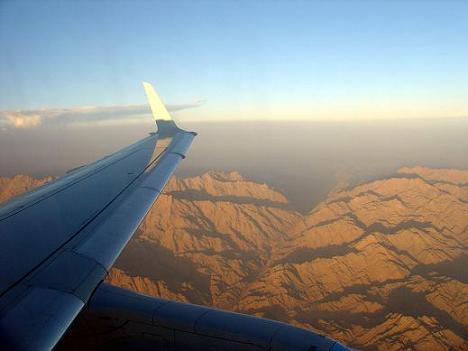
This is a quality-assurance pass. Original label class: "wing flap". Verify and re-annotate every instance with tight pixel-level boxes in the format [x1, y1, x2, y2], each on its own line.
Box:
[0, 287, 83, 351]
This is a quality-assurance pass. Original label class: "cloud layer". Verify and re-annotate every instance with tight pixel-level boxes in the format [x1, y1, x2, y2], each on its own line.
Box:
[0, 101, 204, 129]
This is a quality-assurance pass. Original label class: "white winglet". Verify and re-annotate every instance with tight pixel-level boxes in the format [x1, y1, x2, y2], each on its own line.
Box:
[143, 82, 180, 136]
[142, 82, 172, 121]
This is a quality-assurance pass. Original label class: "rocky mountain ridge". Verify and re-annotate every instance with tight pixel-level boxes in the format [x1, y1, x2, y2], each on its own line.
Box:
[0, 174, 53, 203]
[1, 167, 466, 350]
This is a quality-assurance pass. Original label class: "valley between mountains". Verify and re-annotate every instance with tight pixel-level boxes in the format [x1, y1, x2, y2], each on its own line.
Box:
[1, 167, 466, 350]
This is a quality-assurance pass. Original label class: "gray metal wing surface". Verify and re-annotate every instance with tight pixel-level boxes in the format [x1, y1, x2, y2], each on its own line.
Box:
[0, 83, 196, 350]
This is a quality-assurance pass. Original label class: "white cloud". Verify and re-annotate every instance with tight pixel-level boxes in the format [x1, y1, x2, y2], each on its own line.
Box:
[2, 112, 42, 128]
[0, 101, 204, 129]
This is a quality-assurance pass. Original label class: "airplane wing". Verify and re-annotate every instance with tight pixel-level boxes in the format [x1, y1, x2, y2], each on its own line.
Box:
[0, 83, 349, 351]
[0, 82, 196, 350]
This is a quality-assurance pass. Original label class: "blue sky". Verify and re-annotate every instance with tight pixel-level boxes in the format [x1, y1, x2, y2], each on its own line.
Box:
[1, 0, 468, 122]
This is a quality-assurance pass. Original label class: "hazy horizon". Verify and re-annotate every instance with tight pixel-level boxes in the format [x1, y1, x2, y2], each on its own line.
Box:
[2, 118, 467, 212]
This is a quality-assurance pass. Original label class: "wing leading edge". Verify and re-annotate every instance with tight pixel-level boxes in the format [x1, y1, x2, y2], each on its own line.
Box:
[0, 83, 196, 350]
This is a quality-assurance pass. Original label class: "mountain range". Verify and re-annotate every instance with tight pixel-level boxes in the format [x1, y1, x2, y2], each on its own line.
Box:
[1, 167, 466, 350]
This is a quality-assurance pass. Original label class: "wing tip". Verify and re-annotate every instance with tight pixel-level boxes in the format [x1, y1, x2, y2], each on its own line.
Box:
[142, 81, 172, 122]
[143, 81, 182, 136]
